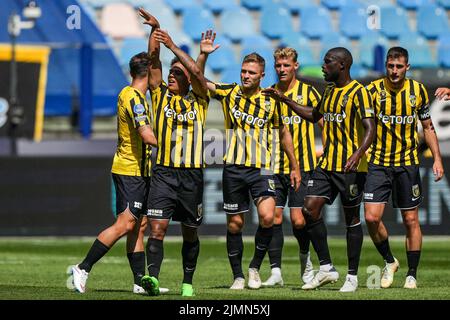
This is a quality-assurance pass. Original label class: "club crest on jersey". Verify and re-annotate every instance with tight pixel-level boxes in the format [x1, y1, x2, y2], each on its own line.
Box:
[379, 90, 387, 102]
[412, 184, 420, 197]
[184, 93, 196, 104]
[133, 104, 145, 115]
[296, 95, 304, 104]
[268, 179, 276, 191]
[341, 95, 349, 106]
[349, 184, 358, 197]
[265, 100, 272, 107]
[409, 95, 416, 107]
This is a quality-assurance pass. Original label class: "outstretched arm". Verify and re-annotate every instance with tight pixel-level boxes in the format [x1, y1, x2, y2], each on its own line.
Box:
[262, 87, 323, 123]
[154, 29, 208, 98]
[197, 30, 220, 74]
[138, 8, 162, 90]
[421, 118, 444, 181]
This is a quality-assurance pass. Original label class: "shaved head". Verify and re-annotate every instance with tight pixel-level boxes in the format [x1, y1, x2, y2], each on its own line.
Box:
[327, 47, 353, 69]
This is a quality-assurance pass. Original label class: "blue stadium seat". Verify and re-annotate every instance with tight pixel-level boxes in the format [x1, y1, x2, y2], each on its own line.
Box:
[281, 0, 311, 14]
[182, 5, 215, 42]
[358, 33, 389, 68]
[260, 4, 293, 40]
[350, 64, 369, 79]
[241, 35, 271, 48]
[203, 0, 237, 14]
[300, 6, 334, 39]
[222, 7, 256, 42]
[438, 34, 450, 67]
[339, 4, 367, 39]
[321, 0, 358, 10]
[87, 0, 120, 9]
[142, 3, 178, 35]
[220, 63, 242, 83]
[164, 0, 200, 14]
[397, 0, 432, 10]
[279, 32, 318, 66]
[319, 33, 351, 60]
[437, 0, 450, 9]
[207, 42, 237, 73]
[379, 6, 411, 39]
[119, 37, 147, 67]
[398, 33, 437, 68]
[417, 4, 449, 39]
[241, 0, 272, 11]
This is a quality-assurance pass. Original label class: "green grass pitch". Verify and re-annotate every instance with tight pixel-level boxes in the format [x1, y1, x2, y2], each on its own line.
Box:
[0, 236, 449, 300]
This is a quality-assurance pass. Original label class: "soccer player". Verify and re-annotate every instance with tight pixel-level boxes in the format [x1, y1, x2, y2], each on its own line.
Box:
[364, 47, 444, 289]
[435, 87, 450, 101]
[200, 51, 301, 290]
[68, 52, 159, 294]
[265, 47, 375, 292]
[138, 9, 209, 297]
[260, 47, 322, 287]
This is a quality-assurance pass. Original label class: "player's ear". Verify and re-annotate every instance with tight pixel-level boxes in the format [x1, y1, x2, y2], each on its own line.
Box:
[406, 63, 411, 72]
[294, 61, 299, 70]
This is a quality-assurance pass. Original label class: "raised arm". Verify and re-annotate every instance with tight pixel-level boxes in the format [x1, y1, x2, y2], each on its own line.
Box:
[138, 8, 162, 90]
[421, 118, 444, 181]
[262, 87, 323, 123]
[154, 29, 208, 98]
[197, 30, 220, 74]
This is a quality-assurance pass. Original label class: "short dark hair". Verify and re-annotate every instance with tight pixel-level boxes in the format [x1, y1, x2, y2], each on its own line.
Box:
[328, 47, 353, 67]
[129, 52, 150, 78]
[170, 56, 180, 66]
[386, 46, 409, 63]
[242, 52, 265, 71]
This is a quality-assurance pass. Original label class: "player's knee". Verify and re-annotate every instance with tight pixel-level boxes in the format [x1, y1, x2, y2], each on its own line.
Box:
[403, 214, 419, 228]
[365, 213, 381, 225]
[292, 217, 306, 229]
[227, 220, 243, 233]
[301, 206, 316, 222]
[260, 215, 274, 228]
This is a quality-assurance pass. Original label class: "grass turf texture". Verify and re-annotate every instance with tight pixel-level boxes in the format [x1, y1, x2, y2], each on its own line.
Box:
[0, 237, 449, 300]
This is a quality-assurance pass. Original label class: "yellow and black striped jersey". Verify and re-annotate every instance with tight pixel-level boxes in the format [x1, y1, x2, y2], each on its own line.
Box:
[212, 83, 282, 170]
[150, 82, 208, 168]
[366, 78, 430, 166]
[271, 80, 321, 174]
[317, 80, 374, 172]
[111, 86, 152, 177]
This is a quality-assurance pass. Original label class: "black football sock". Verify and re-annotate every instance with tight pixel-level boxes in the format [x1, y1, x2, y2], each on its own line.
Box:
[267, 224, 283, 269]
[293, 225, 311, 255]
[406, 250, 421, 279]
[249, 225, 274, 270]
[182, 239, 200, 285]
[227, 231, 244, 279]
[79, 239, 110, 272]
[374, 238, 395, 263]
[127, 251, 145, 285]
[146, 238, 164, 279]
[346, 223, 363, 275]
[306, 218, 332, 266]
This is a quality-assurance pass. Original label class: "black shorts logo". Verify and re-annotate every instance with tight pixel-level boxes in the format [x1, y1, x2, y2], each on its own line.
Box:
[412, 184, 420, 197]
[197, 204, 203, 220]
[349, 184, 359, 197]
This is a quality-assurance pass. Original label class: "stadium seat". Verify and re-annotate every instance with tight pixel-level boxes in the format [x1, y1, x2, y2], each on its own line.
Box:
[241, 0, 272, 11]
[438, 34, 450, 67]
[220, 63, 242, 83]
[100, 3, 145, 39]
[207, 42, 237, 73]
[142, 3, 178, 35]
[417, 4, 449, 39]
[398, 33, 437, 68]
[164, 0, 200, 15]
[319, 33, 351, 60]
[118, 37, 147, 67]
[87, 0, 120, 9]
[203, 0, 237, 14]
[358, 33, 389, 68]
[437, 0, 450, 9]
[300, 6, 334, 39]
[281, 0, 311, 14]
[379, 6, 411, 39]
[279, 32, 318, 66]
[260, 3, 293, 39]
[339, 4, 367, 39]
[221, 7, 256, 42]
[350, 63, 369, 79]
[397, 0, 432, 10]
[321, 0, 358, 10]
[182, 5, 215, 42]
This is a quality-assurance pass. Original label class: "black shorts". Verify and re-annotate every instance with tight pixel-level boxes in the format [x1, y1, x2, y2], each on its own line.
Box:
[305, 167, 366, 207]
[223, 165, 276, 214]
[275, 171, 312, 208]
[363, 163, 422, 209]
[112, 173, 150, 218]
[147, 165, 204, 227]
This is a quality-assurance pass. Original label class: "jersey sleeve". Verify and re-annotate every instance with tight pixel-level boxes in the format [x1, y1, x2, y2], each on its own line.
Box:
[354, 86, 374, 119]
[418, 83, 431, 121]
[126, 91, 151, 129]
[308, 85, 321, 108]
